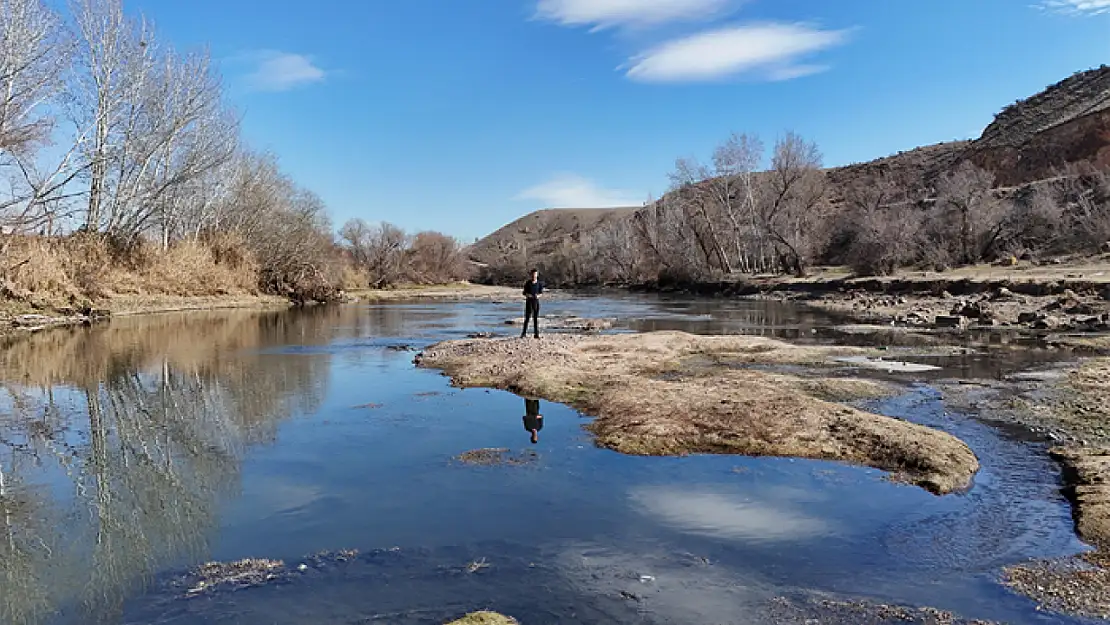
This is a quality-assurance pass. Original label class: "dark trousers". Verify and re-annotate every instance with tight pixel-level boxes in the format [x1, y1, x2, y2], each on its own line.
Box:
[522, 297, 540, 337]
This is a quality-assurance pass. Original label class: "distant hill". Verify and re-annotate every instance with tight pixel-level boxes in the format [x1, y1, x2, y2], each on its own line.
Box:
[467, 207, 639, 274]
[471, 66, 1110, 280]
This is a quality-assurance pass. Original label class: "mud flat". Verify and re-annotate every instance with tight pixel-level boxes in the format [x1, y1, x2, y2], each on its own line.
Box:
[415, 331, 979, 494]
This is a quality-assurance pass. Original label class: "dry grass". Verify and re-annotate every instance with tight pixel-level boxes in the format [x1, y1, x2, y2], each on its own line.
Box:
[340, 263, 372, 291]
[1, 235, 261, 311]
[106, 239, 258, 297]
[416, 331, 979, 494]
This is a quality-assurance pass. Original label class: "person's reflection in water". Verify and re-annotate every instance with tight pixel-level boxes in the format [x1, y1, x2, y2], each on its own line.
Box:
[523, 398, 543, 444]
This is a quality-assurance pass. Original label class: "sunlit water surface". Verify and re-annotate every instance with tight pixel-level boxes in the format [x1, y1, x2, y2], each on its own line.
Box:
[0, 294, 1096, 624]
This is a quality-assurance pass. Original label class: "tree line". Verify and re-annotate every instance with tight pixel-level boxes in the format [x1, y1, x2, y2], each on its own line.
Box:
[538, 131, 1110, 286]
[0, 0, 466, 302]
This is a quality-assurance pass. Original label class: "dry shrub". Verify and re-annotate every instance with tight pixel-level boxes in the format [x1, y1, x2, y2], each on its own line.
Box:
[200, 230, 253, 270]
[339, 261, 370, 291]
[60, 234, 112, 297]
[3, 237, 72, 294]
[0, 235, 101, 306]
[136, 240, 258, 296]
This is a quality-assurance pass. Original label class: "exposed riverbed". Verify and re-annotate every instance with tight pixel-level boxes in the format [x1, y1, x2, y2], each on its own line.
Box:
[0, 293, 1104, 624]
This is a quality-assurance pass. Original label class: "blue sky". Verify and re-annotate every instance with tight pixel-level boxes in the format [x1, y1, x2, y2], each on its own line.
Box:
[125, 0, 1109, 241]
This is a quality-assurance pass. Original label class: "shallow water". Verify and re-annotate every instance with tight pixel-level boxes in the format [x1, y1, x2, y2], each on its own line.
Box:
[0, 295, 1096, 624]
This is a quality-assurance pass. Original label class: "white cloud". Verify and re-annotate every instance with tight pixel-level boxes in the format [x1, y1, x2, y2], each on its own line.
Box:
[515, 173, 640, 208]
[243, 51, 326, 92]
[1038, 0, 1110, 14]
[535, 0, 729, 30]
[625, 22, 849, 83]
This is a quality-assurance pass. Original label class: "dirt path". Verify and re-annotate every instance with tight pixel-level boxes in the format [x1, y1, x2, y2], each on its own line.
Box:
[415, 331, 979, 494]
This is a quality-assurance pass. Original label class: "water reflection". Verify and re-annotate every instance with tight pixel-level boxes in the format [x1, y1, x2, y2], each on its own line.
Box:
[523, 398, 543, 444]
[628, 485, 834, 544]
[0, 298, 1093, 625]
[0, 309, 335, 625]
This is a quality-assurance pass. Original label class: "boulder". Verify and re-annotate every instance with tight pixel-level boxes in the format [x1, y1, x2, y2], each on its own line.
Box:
[935, 315, 969, 329]
[990, 287, 1023, 302]
[1033, 316, 1063, 330]
[1018, 311, 1041, 324]
[952, 301, 993, 320]
[1066, 302, 1100, 316]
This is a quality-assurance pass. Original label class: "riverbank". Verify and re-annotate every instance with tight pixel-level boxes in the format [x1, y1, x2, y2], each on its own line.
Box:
[0, 293, 293, 339]
[627, 259, 1110, 339]
[415, 331, 979, 494]
[350, 283, 531, 303]
[0, 282, 532, 339]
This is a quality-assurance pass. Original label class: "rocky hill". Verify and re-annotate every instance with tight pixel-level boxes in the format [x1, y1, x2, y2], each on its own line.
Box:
[471, 66, 1110, 277]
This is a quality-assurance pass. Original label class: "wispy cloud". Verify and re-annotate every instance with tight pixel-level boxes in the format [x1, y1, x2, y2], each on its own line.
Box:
[1037, 0, 1110, 14]
[535, 0, 729, 30]
[516, 173, 640, 208]
[241, 51, 327, 92]
[624, 23, 849, 83]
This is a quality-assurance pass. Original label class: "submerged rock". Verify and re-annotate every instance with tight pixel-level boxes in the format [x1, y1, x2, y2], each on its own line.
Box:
[186, 559, 286, 596]
[447, 612, 519, 625]
[454, 448, 537, 466]
[766, 596, 1001, 624]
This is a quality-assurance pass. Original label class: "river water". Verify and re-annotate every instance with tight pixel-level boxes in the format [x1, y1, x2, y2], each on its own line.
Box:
[0, 294, 1096, 624]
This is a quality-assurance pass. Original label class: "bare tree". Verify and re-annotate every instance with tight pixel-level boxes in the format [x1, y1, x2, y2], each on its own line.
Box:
[67, 0, 137, 232]
[842, 173, 921, 275]
[710, 132, 765, 272]
[1056, 163, 1110, 250]
[0, 0, 76, 235]
[66, 0, 236, 242]
[409, 230, 465, 283]
[0, 0, 68, 153]
[761, 132, 829, 276]
[933, 161, 1007, 264]
[340, 219, 409, 287]
[669, 157, 732, 273]
[586, 217, 640, 283]
[250, 187, 337, 300]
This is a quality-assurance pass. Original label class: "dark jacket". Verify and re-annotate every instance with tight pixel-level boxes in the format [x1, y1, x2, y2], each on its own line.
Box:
[523, 279, 544, 299]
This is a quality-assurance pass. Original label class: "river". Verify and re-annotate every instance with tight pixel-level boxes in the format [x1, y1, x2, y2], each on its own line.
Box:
[0, 294, 1095, 624]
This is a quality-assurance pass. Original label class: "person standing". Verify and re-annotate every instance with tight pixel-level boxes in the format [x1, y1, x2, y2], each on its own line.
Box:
[521, 268, 544, 339]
